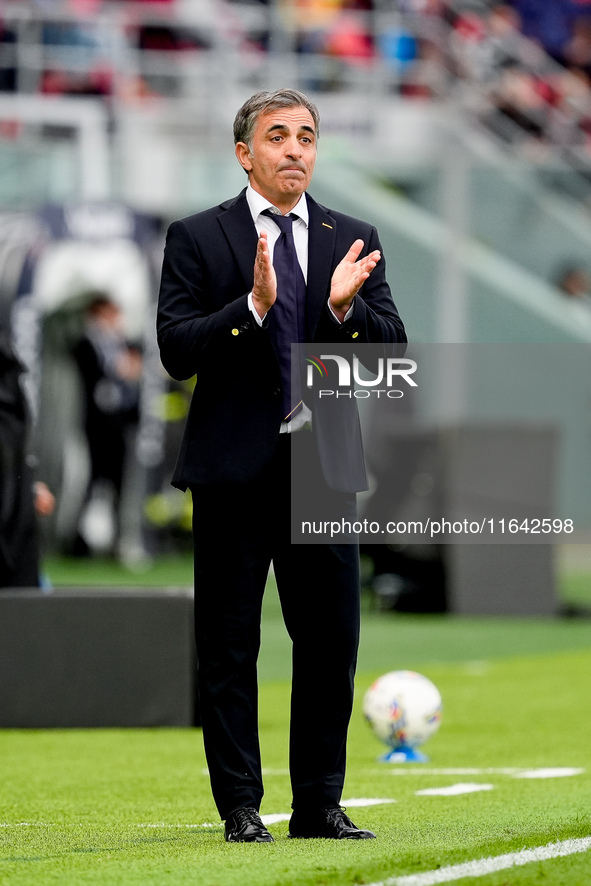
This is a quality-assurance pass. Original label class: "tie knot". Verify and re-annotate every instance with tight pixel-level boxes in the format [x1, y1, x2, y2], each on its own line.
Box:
[262, 209, 295, 235]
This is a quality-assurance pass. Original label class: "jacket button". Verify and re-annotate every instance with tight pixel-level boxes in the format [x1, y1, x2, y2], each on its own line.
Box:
[231, 328, 239, 336]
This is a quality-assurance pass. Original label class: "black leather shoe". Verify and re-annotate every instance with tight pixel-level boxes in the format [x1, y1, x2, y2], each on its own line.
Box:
[288, 806, 376, 839]
[224, 807, 274, 843]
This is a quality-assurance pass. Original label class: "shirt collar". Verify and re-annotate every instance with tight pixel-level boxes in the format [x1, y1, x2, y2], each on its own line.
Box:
[246, 183, 309, 227]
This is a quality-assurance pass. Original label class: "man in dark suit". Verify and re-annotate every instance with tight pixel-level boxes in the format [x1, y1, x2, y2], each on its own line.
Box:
[157, 89, 406, 842]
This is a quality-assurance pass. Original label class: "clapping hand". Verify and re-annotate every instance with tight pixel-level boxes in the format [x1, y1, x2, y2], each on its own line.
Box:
[252, 231, 277, 319]
[329, 239, 381, 323]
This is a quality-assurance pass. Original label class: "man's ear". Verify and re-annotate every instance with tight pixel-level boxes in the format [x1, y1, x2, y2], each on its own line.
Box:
[235, 142, 253, 173]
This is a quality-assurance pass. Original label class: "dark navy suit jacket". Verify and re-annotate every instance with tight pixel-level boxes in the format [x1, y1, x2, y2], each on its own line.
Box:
[157, 188, 406, 492]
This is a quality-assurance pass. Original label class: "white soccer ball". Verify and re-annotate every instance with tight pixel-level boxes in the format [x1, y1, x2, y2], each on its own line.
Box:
[363, 670, 442, 750]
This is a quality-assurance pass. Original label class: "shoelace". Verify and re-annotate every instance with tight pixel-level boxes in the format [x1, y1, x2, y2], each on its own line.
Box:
[232, 807, 258, 827]
[325, 806, 354, 827]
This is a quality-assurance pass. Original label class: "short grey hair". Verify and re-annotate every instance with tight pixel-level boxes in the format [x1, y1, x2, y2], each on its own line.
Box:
[233, 89, 320, 150]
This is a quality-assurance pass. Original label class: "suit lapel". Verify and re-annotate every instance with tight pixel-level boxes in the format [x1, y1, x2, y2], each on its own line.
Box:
[218, 189, 259, 292]
[306, 193, 336, 338]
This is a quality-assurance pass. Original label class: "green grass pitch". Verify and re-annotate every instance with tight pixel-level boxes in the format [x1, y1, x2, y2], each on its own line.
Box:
[1, 569, 590, 885]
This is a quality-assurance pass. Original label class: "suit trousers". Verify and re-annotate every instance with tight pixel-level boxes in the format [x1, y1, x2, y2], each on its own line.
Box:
[190, 431, 360, 819]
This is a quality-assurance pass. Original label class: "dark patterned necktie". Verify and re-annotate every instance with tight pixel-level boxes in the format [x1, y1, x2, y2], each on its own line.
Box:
[262, 209, 306, 420]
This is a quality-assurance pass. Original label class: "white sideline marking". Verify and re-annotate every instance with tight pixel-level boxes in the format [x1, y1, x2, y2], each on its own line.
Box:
[261, 798, 396, 827]
[0, 799, 396, 833]
[204, 766, 585, 779]
[515, 767, 585, 779]
[368, 837, 591, 886]
[261, 813, 290, 825]
[142, 798, 399, 830]
[378, 767, 584, 778]
[379, 768, 516, 776]
[343, 798, 397, 807]
[415, 784, 494, 797]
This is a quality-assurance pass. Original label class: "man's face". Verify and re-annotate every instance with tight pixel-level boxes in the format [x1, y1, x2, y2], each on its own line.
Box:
[236, 105, 317, 211]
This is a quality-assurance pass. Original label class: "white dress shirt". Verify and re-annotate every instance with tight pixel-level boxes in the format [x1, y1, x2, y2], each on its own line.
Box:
[246, 184, 309, 317]
[244, 184, 353, 432]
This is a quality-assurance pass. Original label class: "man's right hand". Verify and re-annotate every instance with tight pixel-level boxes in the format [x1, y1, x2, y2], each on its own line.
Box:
[252, 230, 277, 319]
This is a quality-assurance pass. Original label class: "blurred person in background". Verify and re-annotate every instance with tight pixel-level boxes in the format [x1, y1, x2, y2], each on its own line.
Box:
[288, 0, 373, 90]
[451, 4, 523, 84]
[555, 262, 591, 307]
[0, 327, 55, 588]
[72, 294, 142, 557]
[564, 14, 591, 75]
[0, 16, 17, 93]
[510, 0, 575, 65]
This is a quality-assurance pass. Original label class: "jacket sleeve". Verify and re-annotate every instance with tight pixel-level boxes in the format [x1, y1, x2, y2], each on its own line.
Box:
[156, 219, 261, 381]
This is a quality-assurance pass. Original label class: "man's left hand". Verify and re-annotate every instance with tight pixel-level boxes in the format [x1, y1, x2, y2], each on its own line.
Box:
[329, 239, 381, 323]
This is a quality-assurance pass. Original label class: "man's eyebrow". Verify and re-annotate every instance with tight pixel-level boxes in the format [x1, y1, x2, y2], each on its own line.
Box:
[265, 123, 316, 136]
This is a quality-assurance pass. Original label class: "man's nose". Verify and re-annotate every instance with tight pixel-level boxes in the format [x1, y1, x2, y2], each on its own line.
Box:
[284, 137, 302, 158]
